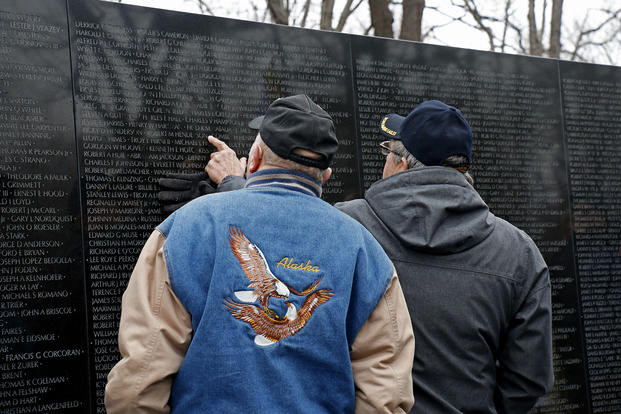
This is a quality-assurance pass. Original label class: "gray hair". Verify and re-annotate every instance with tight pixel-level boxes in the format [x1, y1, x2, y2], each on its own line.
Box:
[391, 140, 425, 169]
[391, 139, 474, 185]
[257, 136, 327, 182]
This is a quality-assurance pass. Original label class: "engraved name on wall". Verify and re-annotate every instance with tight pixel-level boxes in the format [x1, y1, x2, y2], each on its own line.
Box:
[0, 0, 88, 412]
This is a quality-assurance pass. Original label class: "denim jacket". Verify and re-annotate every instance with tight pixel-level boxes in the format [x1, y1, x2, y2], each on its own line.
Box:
[105, 169, 414, 414]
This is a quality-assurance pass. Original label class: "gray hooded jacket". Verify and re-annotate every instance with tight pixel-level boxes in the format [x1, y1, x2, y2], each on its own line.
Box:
[336, 166, 553, 414]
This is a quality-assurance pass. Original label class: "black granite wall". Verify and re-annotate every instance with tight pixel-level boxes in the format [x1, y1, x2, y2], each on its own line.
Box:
[0, 0, 619, 412]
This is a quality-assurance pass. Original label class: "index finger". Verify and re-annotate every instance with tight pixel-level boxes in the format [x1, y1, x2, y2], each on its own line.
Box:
[207, 135, 229, 151]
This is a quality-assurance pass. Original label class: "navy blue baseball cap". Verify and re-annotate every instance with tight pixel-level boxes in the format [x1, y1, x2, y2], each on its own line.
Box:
[379, 100, 472, 166]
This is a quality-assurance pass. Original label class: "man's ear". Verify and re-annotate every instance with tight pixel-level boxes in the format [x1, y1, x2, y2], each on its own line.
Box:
[247, 143, 263, 174]
[396, 156, 408, 173]
[322, 167, 332, 184]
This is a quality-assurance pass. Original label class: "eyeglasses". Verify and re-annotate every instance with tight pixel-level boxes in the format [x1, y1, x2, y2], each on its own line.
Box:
[379, 140, 397, 157]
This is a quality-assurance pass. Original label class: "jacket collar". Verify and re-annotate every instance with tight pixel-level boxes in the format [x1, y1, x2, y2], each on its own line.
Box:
[245, 168, 322, 198]
[365, 166, 494, 253]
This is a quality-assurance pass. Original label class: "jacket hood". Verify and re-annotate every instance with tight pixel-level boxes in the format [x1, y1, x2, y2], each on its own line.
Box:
[364, 167, 495, 254]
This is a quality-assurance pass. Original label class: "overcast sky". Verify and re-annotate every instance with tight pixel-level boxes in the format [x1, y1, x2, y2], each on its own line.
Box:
[106, 0, 619, 65]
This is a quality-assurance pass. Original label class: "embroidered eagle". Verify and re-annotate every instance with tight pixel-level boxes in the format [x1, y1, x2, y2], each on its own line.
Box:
[228, 226, 322, 308]
[224, 289, 334, 346]
[226, 226, 333, 346]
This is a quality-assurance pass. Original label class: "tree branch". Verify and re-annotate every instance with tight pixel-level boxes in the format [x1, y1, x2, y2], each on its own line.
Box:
[500, 0, 511, 52]
[569, 7, 621, 61]
[462, 0, 495, 51]
[335, 0, 365, 32]
[548, 0, 563, 58]
[528, 0, 543, 55]
[538, 0, 547, 48]
[300, 0, 311, 27]
[320, 0, 335, 30]
[267, 0, 289, 24]
[186, 0, 216, 15]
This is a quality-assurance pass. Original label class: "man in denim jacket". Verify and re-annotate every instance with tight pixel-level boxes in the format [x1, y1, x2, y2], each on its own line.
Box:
[200, 100, 554, 414]
[105, 94, 415, 414]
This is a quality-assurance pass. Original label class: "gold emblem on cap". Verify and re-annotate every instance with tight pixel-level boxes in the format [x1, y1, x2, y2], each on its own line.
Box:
[381, 117, 397, 136]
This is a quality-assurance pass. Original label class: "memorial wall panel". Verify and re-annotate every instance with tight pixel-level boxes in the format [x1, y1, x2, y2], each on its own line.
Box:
[561, 61, 621, 413]
[67, 0, 358, 410]
[0, 0, 89, 412]
[0, 0, 620, 412]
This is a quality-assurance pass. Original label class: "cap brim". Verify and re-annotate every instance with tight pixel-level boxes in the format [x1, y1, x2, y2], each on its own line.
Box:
[248, 115, 264, 130]
[379, 114, 405, 139]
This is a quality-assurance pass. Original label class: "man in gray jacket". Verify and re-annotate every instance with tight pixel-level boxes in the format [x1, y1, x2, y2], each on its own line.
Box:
[160, 99, 554, 413]
[336, 100, 554, 413]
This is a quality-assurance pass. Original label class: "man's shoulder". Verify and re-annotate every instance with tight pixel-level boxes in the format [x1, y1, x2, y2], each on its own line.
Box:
[334, 198, 366, 211]
[334, 198, 372, 220]
[490, 213, 540, 249]
[328, 199, 371, 235]
[332, 199, 392, 266]
[157, 190, 243, 235]
[334, 198, 387, 239]
[486, 214, 548, 281]
[217, 175, 246, 192]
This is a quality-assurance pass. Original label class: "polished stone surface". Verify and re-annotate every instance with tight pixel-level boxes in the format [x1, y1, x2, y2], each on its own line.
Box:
[0, 0, 89, 412]
[0, 0, 620, 412]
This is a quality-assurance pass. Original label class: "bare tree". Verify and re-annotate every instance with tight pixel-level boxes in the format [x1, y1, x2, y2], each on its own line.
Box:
[335, 0, 366, 32]
[421, 0, 510, 52]
[320, 0, 335, 29]
[268, 0, 290, 24]
[527, 0, 545, 55]
[439, 0, 563, 57]
[123, 0, 621, 65]
[369, 0, 394, 38]
[300, 0, 312, 27]
[567, 6, 621, 64]
[499, 0, 514, 52]
[400, 0, 425, 41]
[190, 0, 215, 15]
[548, 0, 563, 57]
[463, 0, 497, 51]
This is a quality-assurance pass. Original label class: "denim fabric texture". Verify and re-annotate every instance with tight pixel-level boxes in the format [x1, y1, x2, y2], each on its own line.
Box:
[157, 169, 393, 413]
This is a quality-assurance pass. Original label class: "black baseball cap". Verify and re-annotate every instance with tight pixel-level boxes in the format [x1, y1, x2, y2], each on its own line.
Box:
[248, 116, 262, 130]
[380, 100, 472, 166]
[251, 94, 338, 169]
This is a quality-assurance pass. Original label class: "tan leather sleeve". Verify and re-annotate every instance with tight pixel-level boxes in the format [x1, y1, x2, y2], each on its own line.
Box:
[105, 230, 193, 414]
[351, 270, 415, 414]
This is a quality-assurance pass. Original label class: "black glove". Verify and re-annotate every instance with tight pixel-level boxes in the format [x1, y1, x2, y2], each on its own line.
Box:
[158, 171, 215, 214]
